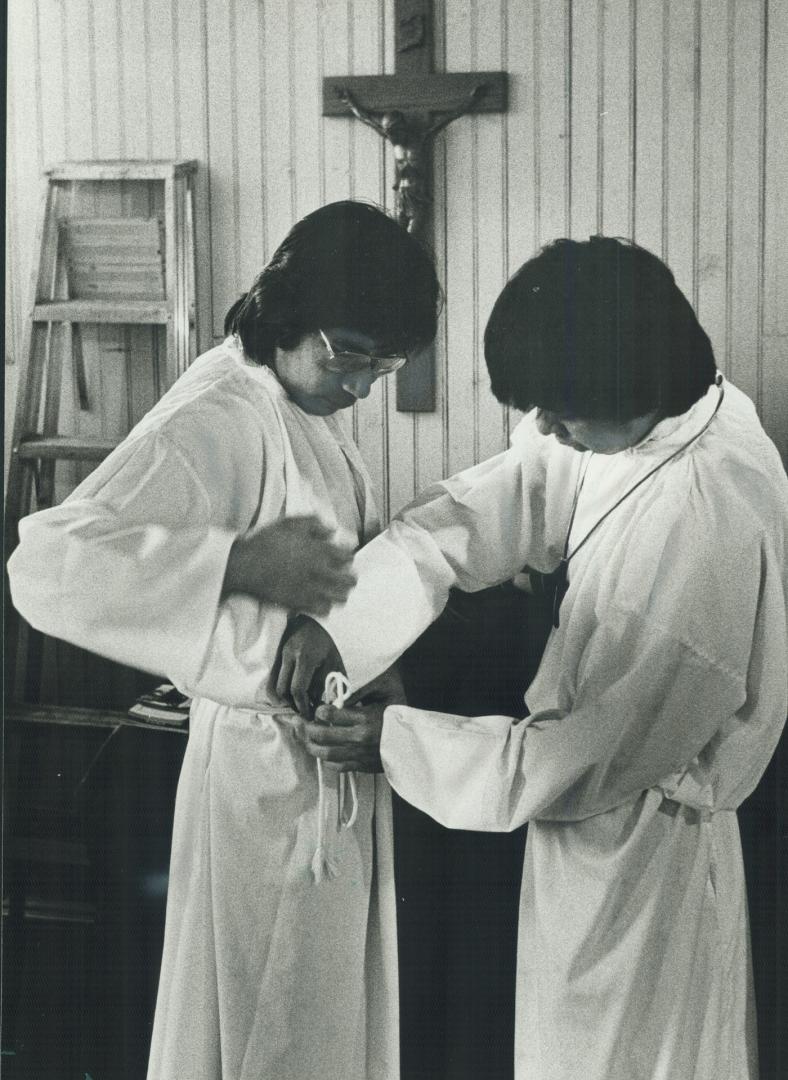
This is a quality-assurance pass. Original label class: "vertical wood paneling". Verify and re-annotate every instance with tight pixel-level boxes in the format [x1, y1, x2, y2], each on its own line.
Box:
[6, 0, 788, 513]
[474, 0, 510, 463]
[93, 1, 125, 158]
[535, 1, 570, 244]
[233, 0, 267, 291]
[145, 0, 179, 159]
[291, 0, 327, 221]
[444, 1, 477, 477]
[500, 0, 530, 439]
[663, 0, 697, 297]
[205, 0, 242, 336]
[62, 0, 97, 160]
[599, 0, 634, 238]
[727, 0, 765, 400]
[504, 0, 536, 272]
[632, 0, 665, 254]
[321, 2, 355, 206]
[762, 0, 788, 464]
[118, 0, 152, 159]
[696, 1, 729, 369]
[570, 0, 600, 239]
[36, 0, 69, 163]
[174, 0, 213, 352]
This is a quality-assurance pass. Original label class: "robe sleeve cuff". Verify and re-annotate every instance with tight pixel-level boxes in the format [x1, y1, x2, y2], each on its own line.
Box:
[316, 530, 452, 692]
[380, 705, 512, 831]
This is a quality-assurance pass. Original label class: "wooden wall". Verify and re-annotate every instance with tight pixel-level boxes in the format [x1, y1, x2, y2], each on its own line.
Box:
[6, 0, 787, 520]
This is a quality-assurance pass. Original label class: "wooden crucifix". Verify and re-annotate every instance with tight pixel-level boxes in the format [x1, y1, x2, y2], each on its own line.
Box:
[323, 0, 508, 411]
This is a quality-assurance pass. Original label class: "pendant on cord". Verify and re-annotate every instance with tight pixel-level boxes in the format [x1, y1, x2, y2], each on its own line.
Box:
[528, 558, 570, 629]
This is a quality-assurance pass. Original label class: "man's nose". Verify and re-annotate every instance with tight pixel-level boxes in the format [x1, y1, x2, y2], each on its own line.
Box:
[341, 370, 376, 400]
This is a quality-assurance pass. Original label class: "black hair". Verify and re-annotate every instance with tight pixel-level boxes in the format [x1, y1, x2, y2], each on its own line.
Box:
[483, 236, 717, 421]
[224, 200, 441, 365]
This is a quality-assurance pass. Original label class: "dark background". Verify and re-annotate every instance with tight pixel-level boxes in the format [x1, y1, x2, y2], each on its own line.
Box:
[3, 585, 786, 1079]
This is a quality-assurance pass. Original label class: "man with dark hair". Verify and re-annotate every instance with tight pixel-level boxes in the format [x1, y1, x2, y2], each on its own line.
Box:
[484, 236, 716, 422]
[9, 200, 440, 1080]
[280, 237, 788, 1080]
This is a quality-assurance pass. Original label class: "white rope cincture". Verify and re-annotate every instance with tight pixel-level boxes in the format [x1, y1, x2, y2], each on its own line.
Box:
[327, 672, 359, 830]
[311, 671, 359, 883]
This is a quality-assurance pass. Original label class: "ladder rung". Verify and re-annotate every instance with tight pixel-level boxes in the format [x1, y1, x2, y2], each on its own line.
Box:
[66, 249, 164, 265]
[67, 275, 166, 300]
[64, 216, 162, 235]
[16, 435, 120, 461]
[47, 159, 198, 181]
[33, 299, 169, 324]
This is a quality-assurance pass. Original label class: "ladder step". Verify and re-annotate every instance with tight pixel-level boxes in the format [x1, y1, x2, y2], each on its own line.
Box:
[33, 299, 169, 324]
[47, 159, 198, 181]
[16, 435, 120, 462]
[64, 216, 162, 240]
[65, 275, 166, 300]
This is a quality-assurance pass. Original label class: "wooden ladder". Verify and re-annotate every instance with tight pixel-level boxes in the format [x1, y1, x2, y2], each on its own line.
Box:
[3, 164, 198, 1042]
[5, 159, 198, 704]
[3, 162, 199, 1050]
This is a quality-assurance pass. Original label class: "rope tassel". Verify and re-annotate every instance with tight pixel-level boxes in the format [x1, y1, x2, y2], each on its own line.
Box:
[311, 671, 359, 883]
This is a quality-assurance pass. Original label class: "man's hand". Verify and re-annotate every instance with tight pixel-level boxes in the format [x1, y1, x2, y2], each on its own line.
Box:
[300, 664, 407, 772]
[223, 517, 355, 615]
[275, 616, 344, 719]
[302, 702, 386, 773]
[347, 665, 406, 709]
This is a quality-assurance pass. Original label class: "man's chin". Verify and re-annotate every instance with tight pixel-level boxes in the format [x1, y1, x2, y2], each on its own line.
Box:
[555, 435, 588, 452]
[296, 396, 342, 416]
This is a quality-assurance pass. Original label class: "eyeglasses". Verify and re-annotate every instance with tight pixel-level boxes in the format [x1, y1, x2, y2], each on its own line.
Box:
[319, 330, 407, 376]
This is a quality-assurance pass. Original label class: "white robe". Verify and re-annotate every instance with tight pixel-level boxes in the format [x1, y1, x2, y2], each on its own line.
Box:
[319, 379, 788, 1080]
[7, 337, 399, 1080]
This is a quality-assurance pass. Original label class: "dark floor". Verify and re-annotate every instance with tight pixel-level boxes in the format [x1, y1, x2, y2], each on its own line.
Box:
[2, 723, 183, 1080]
[2, 918, 148, 1080]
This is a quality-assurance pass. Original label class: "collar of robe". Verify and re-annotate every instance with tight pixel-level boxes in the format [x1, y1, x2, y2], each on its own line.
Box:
[543, 374, 725, 629]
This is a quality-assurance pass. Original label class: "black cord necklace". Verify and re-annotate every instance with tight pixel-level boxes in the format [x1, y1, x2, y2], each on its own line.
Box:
[540, 378, 725, 629]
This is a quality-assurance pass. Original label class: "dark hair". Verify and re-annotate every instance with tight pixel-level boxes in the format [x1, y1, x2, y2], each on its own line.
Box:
[483, 236, 716, 421]
[224, 200, 440, 364]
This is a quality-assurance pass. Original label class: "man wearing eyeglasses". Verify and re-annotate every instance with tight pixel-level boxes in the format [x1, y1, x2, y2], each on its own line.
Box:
[8, 200, 440, 1080]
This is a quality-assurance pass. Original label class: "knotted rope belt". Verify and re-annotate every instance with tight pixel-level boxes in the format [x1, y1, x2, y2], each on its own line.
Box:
[311, 671, 359, 882]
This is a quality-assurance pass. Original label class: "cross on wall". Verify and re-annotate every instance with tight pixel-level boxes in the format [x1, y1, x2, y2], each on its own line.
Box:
[323, 0, 509, 411]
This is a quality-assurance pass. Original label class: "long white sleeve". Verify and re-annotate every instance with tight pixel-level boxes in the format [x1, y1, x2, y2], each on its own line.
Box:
[320, 438, 562, 689]
[380, 511, 787, 828]
[7, 423, 294, 707]
[381, 603, 745, 829]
